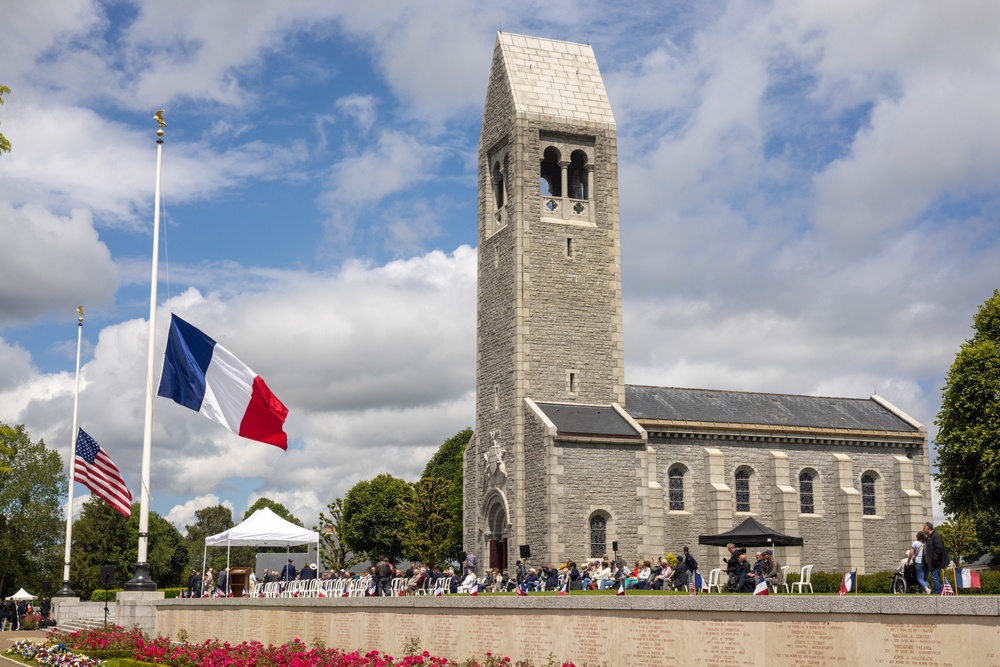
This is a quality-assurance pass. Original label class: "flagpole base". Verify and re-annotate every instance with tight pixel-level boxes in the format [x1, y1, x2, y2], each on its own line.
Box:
[54, 581, 77, 598]
[123, 562, 157, 591]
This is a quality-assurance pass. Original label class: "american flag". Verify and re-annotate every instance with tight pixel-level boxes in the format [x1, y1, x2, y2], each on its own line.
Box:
[75, 429, 132, 517]
[941, 582, 956, 596]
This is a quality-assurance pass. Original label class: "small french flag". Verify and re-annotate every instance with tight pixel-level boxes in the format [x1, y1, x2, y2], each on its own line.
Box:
[838, 571, 856, 596]
[317, 587, 327, 598]
[558, 580, 569, 597]
[753, 580, 769, 596]
[517, 582, 529, 596]
[470, 582, 479, 596]
[616, 580, 625, 596]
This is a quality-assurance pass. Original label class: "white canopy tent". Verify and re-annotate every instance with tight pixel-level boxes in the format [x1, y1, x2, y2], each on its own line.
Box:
[9, 588, 37, 600]
[202, 507, 319, 594]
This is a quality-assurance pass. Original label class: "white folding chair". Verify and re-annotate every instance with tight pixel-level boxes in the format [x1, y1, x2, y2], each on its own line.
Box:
[792, 564, 814, 593]
[706, 568, 723, 593]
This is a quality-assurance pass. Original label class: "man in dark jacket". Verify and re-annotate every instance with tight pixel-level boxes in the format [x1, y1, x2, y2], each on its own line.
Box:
[922, 522, 948, 594]
[374, 556, 393, 597]
[280, 559, 297, 583]
[724, 543, 744, 592]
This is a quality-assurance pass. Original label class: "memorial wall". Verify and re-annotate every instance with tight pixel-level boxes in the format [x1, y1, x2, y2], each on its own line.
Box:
[155, 596, 1000, 667]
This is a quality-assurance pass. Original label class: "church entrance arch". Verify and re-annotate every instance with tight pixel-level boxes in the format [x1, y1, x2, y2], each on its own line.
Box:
[483, 491, 509, 572]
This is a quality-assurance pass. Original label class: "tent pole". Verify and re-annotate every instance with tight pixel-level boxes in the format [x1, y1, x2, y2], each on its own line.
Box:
[226, 540, 231, 596]
[201, 543, 207, 596]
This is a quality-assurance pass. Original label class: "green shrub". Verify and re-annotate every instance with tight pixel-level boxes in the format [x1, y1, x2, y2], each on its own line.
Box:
[858, 570, 894, 594]
[90, 588, 121, 601]
[161, 587, 183, 599]
[78, 649, 134, 659]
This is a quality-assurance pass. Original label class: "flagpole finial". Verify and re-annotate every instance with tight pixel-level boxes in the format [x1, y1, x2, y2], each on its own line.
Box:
[77, 306, 84, 324]
[154, 110, 166, 138]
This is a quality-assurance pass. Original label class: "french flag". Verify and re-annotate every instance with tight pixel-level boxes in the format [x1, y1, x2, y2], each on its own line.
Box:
[958, 568, 981, 589]
[517, 582, 529, 597]
[158, 315, 289, 449]
[558, 580, 569, 597]
[317, 587, 328, 598]
[753, 580, 769, 596]
[616, 580, 625, 596]
[470, 582, 479, 596]
[838, 571, 856, 596]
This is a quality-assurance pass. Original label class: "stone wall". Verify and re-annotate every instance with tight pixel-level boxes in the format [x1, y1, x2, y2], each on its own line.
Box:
[155, 596, 1000, 667]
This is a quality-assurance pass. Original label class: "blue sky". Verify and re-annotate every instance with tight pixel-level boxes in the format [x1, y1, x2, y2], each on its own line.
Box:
[2, 1, 999, 531]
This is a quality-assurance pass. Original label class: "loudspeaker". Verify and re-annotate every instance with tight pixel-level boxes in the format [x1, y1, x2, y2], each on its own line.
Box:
[100, 565, 116, 588]
[42, 581, 52, 594]
[612, 541, 619, 552]
[519, 545, 531, 559]
[459, 551, 467, 565]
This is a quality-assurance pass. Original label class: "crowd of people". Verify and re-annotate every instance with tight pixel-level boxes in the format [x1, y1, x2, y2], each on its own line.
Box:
[722, 544, 784, 592]
[0, 596, 50, 630]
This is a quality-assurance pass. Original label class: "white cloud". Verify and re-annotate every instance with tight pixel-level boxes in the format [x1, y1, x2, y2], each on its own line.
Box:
[0, 203, 118, 326]
[166, 494, 234, 533]
[4, 248, 475, 521]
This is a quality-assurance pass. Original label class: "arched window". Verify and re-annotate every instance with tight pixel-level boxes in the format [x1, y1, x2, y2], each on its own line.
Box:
[735, 469, 751, 513]
[492, 160, 505, 209]
[540, 147, 562, 197]
[799, 470, 815, 514]
[861, 473, 877, 516]
[589, 514, 607, 558]
[668, 465, 685, 511]
[567, 150, 589, 199]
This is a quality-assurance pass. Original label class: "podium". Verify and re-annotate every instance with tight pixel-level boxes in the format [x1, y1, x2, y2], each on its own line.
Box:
[229, 567, 252, 597]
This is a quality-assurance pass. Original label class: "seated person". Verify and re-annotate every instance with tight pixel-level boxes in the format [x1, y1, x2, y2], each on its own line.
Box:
[405, 567, 426, 594]
[735, 553, 755, 593]
[524, 568, 540, 591]
[457, 570, 478, 593]
[568, 562, 583, 590]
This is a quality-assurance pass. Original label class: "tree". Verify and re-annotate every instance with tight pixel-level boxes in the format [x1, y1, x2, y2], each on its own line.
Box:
[314, 497, 363, 572]
[398, 477, 454, 569]
[243, 497, 303, 526]
[0, 85, 9, 155]
[69, 499, 187, 598]
[341, 474, 410, 564]
[421, 428, 471, 560]
[0, 424, 65, 598]
[935, 289, 1000, 553]
[936, 514, 980, 566]
[183, 505, 235, 572]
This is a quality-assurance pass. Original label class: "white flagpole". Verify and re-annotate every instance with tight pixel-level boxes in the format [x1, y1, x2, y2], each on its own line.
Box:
[125, 111, 166, 590]
[55, 307, 85, 598]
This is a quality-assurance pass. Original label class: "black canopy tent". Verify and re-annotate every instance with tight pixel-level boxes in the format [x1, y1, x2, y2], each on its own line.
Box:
[698, 517, 804, 548]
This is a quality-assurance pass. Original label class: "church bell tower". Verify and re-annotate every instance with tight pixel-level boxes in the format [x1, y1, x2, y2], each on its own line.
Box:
[464, 33, 625, 569]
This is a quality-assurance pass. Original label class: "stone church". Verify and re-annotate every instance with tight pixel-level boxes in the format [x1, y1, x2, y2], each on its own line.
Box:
[463, 33, 931, 576]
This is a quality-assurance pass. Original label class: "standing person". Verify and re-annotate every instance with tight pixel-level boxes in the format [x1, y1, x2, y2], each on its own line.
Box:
[922, 522, 947, 594]
[280, 558, 297, 583]
[681, 546, 698, 589]
[723, 543, 743, 592]
[374, 556, 394, 597]
[911, 531, 930, 594]
[40, 597, 51, 622]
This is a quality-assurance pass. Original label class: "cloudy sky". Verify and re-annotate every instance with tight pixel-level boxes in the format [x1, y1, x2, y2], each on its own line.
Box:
[2, 1, 997, 532]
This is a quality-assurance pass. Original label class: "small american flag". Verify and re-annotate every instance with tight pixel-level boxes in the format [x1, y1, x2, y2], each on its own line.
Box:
[75, 429, 132, 517]
[941, 582, 956, 596]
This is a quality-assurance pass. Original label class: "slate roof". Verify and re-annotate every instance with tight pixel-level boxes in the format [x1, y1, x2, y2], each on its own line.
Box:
[624, 385, 919, 432]
[496, 32, 615, 126]
[535, 402, 642, 439]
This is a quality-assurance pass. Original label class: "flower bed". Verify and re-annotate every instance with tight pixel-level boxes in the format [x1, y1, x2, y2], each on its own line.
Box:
[24, 626, 576, 667]
[4, 639, 104, 667]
